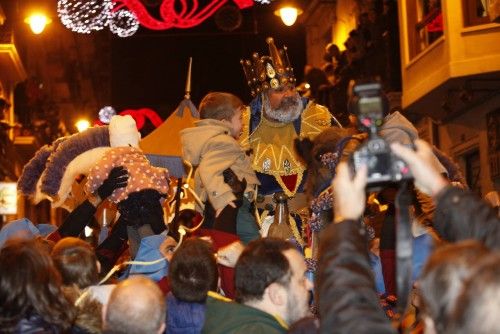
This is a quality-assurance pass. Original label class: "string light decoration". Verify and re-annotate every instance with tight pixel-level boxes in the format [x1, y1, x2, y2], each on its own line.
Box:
[57, 0, 272, 36]
[98, 106, 117, 124]
[57, 0, 112, 33]
[109, 8, 140, 37]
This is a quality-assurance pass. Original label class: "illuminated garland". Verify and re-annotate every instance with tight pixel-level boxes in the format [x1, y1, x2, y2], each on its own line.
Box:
[57, 0, 272, 36]
[57, 0, 112, 34]
[109, 8, 140, 37]
[98, 106, 117, 124]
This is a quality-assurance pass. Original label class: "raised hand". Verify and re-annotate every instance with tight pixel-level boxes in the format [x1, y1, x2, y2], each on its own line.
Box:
[391, 139, 448, 197]
[332, 162, 368, 223]
[97, 166, 129, 200]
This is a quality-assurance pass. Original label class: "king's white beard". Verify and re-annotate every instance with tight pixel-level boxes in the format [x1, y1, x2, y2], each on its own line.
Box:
[262, 93, 303, 123]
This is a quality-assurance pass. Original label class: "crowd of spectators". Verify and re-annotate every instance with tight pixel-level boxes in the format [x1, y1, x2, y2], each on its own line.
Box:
[299, 4, 400, 128]
[1, 134, 499, 333]
[1, 6, 499, 332]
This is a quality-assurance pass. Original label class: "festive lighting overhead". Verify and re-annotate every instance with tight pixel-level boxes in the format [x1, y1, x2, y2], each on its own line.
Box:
[57, 0, 112, 34]
[109, 9, 139, 37]
[57, 0, 272, 36]
[98, 106, 117, 124]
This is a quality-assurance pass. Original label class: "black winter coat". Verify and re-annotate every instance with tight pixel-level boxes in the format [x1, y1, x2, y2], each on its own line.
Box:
[317, 219, 397, 334]
[316, 186, 499, 333]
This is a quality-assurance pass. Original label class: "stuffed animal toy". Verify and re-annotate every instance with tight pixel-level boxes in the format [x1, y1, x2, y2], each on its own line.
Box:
[84, 115, 170, 256]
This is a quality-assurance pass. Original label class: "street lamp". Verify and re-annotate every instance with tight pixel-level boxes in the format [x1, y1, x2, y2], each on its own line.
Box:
[274, 2, 303, 26]
[24, 13, 52, 34]
[75, 119, 90, 133]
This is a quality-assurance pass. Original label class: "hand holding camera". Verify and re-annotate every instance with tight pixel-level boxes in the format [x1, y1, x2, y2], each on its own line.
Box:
[332, 162, 368, 223]
[391, 139, 449, 197]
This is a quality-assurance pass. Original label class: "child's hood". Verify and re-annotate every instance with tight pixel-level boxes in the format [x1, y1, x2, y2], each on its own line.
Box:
[180, 119, 233, 165]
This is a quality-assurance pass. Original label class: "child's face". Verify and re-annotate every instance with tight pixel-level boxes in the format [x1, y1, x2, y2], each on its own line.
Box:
[229, 107, 243, 139]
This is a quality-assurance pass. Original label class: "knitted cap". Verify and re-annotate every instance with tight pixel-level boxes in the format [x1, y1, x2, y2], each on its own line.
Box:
[109, 115, 141, 148]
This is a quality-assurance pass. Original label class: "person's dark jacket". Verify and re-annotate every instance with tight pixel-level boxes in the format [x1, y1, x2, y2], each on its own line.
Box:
[166, 293, 206, 334]
[434, 186, 500, 249]
[12, 312, 87, 334]
[316, 186, 500, 334]
[11, 312, 59, 334]
[316, 219, 397, 334]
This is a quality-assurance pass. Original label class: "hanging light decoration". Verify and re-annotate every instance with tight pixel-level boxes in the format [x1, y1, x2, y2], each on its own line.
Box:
[98, 106, 117, 124]
[57, 0, 272, 36]
[109, 8, 139, 37]
[57, 0, 112, 34]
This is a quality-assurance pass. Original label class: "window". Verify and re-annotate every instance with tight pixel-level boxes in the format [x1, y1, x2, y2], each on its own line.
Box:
[463, 0, 493, 26]
[407, 0, 444, 59]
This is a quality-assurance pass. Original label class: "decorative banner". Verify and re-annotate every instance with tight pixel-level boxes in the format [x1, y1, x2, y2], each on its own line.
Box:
[57, 0, 271, 37]
[0, 182, 17, 215]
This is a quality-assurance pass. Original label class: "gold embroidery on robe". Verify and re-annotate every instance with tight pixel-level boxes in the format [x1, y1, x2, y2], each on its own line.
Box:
[240, 101, 331, 197]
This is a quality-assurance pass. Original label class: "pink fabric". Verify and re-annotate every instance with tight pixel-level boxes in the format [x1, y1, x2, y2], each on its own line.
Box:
[85, 146, 169, 203]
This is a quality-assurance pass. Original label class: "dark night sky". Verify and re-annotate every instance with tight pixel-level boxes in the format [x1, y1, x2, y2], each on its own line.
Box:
[110, 5, 306, 119]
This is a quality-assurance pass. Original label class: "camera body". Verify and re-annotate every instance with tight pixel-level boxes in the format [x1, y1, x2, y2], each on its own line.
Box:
[349, 82, 412, 187]
[352, 137, 412, 185]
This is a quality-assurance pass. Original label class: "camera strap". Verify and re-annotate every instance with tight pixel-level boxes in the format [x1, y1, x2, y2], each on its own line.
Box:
[395, 180, 413, 316]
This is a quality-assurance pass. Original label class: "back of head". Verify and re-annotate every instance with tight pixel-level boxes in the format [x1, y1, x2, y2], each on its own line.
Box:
[235, 237, 294, 304]
[169, 238, 217, 302]
[0, 238, 74, 331]
[104, 275, 166, 334]
[199, 92, 243, 121]
[449, 253, 500, 334]
[418, 240, 489, 332]
[51, 237, 99, 289]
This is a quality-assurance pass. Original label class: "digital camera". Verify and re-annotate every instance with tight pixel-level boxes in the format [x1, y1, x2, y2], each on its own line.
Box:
[349, 82, 412, 187]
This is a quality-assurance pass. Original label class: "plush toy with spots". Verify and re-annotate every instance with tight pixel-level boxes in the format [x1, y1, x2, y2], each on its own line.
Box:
[84, 115, 170, 256]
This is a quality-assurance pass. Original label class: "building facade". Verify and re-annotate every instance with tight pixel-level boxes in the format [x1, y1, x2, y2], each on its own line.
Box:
[304, 0, 499, 196]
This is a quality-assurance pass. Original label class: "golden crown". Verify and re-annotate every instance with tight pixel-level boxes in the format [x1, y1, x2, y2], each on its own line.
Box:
[240, 37, 296, 97]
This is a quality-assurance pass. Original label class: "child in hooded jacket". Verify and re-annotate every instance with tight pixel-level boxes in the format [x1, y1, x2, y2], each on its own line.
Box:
[180, 92, 260, 244]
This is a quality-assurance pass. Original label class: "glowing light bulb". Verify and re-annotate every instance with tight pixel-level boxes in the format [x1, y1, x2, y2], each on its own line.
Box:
[75, 119, 90, 132]
[279, 7, 298, 26]
[274, 5, 303, 27]
[25, 13, 52, 34]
